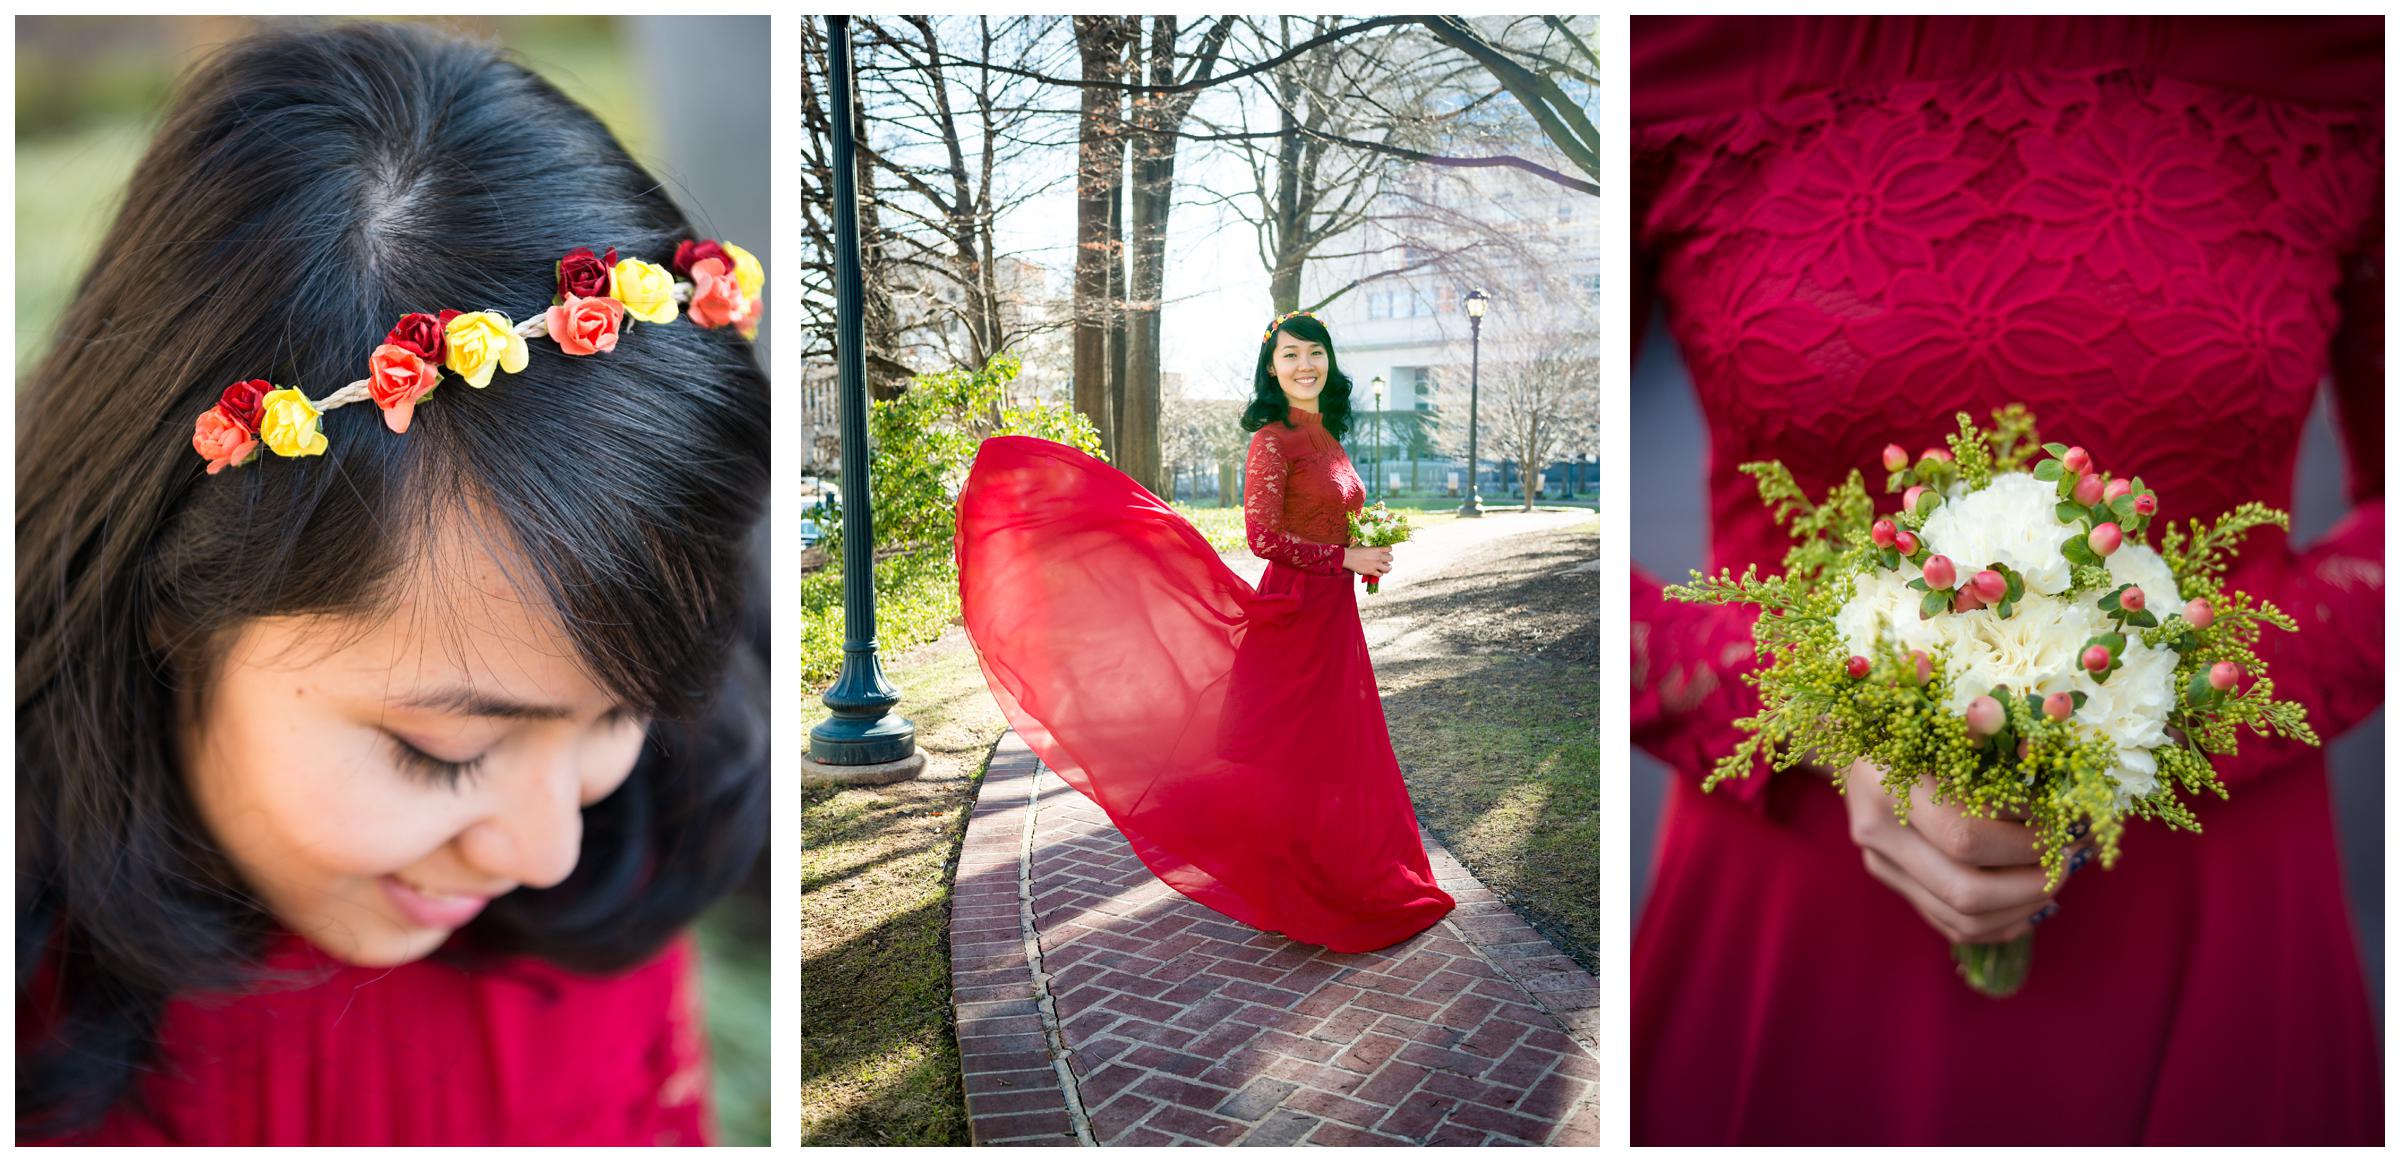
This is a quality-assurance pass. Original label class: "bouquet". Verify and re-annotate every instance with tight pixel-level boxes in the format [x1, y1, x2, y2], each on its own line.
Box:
[1346, 502, 1413, 594]
[1667, 407, 2317, 997]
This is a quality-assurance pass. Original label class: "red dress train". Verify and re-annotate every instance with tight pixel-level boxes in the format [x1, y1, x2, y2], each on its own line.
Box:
[1632, 16, 2383, 1145]
[955, 410, 1454, 953]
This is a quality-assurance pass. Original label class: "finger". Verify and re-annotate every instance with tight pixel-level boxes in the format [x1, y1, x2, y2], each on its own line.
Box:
[1872, 821, 2058, 919]
[1864, 849, 2053, 943]
[1900, 780, 2041, 867]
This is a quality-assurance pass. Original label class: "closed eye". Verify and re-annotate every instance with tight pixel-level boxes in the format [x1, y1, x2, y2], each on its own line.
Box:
[386, 732, 487, 790]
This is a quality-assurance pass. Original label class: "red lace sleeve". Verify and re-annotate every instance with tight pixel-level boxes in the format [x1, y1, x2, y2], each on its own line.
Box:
[1630, 565, 1777, 809]
[2213, 201, 2385, 787]
[1245, 430, 1346, 575]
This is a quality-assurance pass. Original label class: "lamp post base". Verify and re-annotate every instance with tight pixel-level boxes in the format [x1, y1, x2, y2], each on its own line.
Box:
[802, 747, 928, 788]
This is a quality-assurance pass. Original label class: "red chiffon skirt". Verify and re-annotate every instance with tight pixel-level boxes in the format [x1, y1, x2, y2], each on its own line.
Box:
[955, 435, 1455, 952]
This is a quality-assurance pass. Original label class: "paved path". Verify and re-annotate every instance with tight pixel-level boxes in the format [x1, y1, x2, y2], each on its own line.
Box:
[948, 733, 1600, 1147]
[1218, 505, 1596, 592]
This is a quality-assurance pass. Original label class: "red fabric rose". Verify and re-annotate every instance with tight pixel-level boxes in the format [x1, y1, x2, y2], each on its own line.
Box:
[557, 247, 617, 302]
[384, 313, 446, 363]
[366, 343, 442, 434]
[217, 379, 271, 432]
[672, 240, 732, 281]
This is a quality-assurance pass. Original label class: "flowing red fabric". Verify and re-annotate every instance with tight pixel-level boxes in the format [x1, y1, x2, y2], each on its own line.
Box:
[1632, 16, 2382, 1145]
[955, 421, 1454, 953]
[19, 930, 710, 1145]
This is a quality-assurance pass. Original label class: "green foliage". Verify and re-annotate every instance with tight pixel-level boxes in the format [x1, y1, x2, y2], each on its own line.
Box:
[802, 547, 961, 690]
[1667, 405, 2316, 891]
[823, 354, 1104, 560]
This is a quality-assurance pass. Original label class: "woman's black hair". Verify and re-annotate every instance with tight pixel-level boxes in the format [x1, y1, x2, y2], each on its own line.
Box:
[1239, 313, 1355, 440]
[15, 22, 768, 1137]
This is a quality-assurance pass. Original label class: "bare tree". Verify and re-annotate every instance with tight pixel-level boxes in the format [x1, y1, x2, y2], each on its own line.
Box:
[1072, 16, 1134, 460]
[1428, 304, 1599, 512]
[1161, 386, 1250, 505]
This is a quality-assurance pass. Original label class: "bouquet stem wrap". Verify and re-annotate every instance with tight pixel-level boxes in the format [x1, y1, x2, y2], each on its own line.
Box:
[1346, 502, 1412, 594]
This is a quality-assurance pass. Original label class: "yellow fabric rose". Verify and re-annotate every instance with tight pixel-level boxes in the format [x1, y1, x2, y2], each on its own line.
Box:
[443, 310, 530, 389]
[722, 242, 765, 301]
[257, 387, 327, 459]
[610, 257, 679, 325]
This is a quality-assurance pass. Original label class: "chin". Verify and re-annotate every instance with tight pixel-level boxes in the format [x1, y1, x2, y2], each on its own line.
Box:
[299, 917, 449, 968]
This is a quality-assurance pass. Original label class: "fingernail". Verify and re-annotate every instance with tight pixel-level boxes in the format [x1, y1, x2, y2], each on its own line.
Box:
[2066, 820, 2090, 840]
[2030, 903, 2059, 927]
[2065, 846, 2093, 877]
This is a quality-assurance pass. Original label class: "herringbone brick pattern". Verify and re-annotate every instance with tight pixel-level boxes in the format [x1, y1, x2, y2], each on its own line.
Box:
[950, 731, 1600, 1147]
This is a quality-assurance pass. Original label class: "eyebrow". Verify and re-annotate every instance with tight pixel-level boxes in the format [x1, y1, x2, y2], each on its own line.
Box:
[395, 686, 580, 721]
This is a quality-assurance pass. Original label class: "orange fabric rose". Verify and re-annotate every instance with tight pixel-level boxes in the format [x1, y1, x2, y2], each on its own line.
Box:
[686, 257, 751, 331]
[367, 343, 443, 434]
[545, 294, 628, 356]
[193, 406, 259, 474]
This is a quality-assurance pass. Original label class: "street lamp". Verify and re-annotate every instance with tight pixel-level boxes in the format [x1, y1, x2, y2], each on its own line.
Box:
[1369, 375, 1385, 499]
[1460, 288, 1488, 518]
[806, 15, 920, 783]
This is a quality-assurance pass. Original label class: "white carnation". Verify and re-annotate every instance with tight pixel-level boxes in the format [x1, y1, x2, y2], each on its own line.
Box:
[1918, 472, 2076, 596]
[2104, 542, 2183, 610]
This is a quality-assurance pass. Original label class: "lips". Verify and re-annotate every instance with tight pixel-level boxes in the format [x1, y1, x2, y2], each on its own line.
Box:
[380, 874, 494, 930]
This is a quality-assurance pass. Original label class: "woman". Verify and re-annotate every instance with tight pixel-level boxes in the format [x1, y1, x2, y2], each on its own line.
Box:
[16, 24, 768, 1144]
[955, 311, 1455, 953]
[1630, 16, 2381, 1145]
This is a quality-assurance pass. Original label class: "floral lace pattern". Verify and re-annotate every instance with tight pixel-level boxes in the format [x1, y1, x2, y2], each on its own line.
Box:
[1634, 64, 2384, 805]
[1244, 411, 1360, 575]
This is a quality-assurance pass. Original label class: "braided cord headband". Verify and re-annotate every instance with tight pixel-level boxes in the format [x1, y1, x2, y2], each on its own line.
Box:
[1261, 309, 1319, 343]
[192, 239, 764, 473]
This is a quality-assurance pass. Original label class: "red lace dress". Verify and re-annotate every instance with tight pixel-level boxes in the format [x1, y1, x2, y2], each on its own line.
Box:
[1631, 16, 2383, 1145]
[20, 931, 711, 1145]
[956, 416, 1454, 952]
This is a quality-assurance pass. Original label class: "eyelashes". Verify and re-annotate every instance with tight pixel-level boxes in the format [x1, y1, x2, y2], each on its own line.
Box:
[384, 708, 641, 791]
[386, 733, 487, 790]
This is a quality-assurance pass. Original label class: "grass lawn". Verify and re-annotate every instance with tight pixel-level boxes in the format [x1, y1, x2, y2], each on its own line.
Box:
[799, 633, 1008, 1146]
[1369, 518, 1600, 971]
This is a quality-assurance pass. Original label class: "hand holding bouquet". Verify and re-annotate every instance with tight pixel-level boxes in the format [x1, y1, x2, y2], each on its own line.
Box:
[1667, 406, 2317, 997]
[1347, 502, 1412, 594]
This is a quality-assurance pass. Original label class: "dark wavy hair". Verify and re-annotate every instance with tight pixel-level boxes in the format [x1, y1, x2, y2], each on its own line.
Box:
[1240, 312, 1355, 440]
[14, 23, 768, 1138]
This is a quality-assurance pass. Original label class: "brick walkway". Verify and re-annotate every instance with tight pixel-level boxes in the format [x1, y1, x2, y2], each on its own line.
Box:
[949, 732, 1600, 1147]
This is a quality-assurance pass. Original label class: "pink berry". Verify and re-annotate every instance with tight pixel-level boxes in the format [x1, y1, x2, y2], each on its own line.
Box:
[1921, 554, 1957, 590]
[1952, 590, 1984, 613]
[2104, 478, 2133, 502]
[2073, 473, 2106, 506]
[2209, 661, 2242, 691]
[1922, 447, 1953, 464]
[1895, 530, 1920, 556]
[2120, 586, 2146, 612]
[2088, 522, 2123, 557]
[1972, 569, 2008, 603]
[1846, 655, 1870, 679]
[1882, 443, 1909, 472]
[2133, 493, 2158, 516]
[1911, 650, 1933, 685]
[1870, 518, 1898, 548]
[1903, 484, 1929, 513]
[2016, 738, 2033, 760]
[2083, 644, 2113, 673]
[2062, 446, 2091, 474]
[1965, 695, 2005, 737]
[2043, 691, 2075, 720]
[2184, 599, 2215, 629]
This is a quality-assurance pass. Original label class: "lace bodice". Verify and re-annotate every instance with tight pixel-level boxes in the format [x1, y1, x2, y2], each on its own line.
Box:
[1630, 16, 2385, 804]
[1243, 408, 1363, 576]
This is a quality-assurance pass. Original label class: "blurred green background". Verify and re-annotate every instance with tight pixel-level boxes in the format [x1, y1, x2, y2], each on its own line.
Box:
[15, 15, 771, 1145]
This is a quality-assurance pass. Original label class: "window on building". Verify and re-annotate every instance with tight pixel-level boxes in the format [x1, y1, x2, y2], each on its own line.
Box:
[1368, 292, 1390, 320]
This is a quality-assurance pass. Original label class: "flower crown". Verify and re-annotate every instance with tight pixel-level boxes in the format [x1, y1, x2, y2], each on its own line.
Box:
[1261, 309, 1320, 343]
[192, 239, 764, 473]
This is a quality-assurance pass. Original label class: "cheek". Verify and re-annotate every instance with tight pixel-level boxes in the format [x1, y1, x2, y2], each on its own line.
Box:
[195, 705, 454, 882]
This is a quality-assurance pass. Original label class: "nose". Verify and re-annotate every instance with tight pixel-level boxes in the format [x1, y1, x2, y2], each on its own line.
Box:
[458, 752, 585, 891]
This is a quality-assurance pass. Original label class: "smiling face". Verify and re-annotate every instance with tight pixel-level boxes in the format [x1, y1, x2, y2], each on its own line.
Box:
[1271, 329, 1331, 410]
[178, 515, 648, 967]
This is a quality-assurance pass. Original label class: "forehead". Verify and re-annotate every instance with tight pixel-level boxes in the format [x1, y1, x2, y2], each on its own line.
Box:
[219, 511, 609, 713]
[1274, 334, 1324, 350]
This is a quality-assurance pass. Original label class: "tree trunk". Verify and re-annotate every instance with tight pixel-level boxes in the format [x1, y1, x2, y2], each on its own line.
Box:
[1071, 17, 1129, 451]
